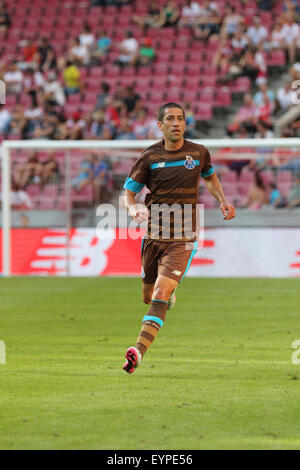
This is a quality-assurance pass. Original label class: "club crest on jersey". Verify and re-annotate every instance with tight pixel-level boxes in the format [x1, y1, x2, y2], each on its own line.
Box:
[184, 155, 195, 170]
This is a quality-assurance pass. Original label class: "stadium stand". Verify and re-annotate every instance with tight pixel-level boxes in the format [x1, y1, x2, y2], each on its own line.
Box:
[1, 0, 300, 211]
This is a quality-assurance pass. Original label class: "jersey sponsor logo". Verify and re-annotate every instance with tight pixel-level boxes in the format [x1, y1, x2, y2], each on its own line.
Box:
[184, 155, 196, 170]
[157, 162, 165, 168]
[172, 270, 182, 276]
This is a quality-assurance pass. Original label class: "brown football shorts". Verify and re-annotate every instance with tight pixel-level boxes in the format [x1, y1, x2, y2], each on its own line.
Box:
[141, 238, 198, 284]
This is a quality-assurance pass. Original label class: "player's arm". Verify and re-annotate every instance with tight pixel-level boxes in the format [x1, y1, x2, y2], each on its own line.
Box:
[203, 172, 236, 220]
[122, 152, 150, 223]
[123, 189, 149, 223]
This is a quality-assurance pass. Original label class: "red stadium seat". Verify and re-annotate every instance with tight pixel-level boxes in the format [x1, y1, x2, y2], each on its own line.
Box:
[194, 103, 213, 121]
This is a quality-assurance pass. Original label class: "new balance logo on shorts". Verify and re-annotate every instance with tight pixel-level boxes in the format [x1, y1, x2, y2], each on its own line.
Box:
[172, 270, 182, 276]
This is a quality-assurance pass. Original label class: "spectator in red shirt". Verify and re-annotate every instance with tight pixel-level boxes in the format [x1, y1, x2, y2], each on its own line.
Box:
[21, 39, 38, 69]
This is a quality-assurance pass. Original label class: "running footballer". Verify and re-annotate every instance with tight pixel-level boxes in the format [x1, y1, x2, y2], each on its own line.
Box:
[122, 103, 235, 374]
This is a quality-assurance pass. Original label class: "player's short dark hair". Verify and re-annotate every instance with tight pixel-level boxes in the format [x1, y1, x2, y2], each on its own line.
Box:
[158, 103, 185, 122]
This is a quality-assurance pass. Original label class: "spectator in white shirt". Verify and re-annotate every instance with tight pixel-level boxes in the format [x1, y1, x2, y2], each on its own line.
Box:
[79, 24, 95, 51]
[0, 180, 33, 210]
[23, 67, 45, 94]
[8, 181, 33, 210]
[69, 37, 90, 66]
[3, 61, 23, 94]
[277, 81, 294, 112]
[117, 31, 139, 66]
[280, 14, 300, 63]
[180, 0, 202, 27]
[0, 104, 11, 133]
[43, 72, 66, 107]
[247, 17, 268, 46]
[270, 20, 285, 49]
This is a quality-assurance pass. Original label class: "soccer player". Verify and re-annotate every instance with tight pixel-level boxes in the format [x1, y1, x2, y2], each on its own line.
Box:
[122, 103, 235, 374]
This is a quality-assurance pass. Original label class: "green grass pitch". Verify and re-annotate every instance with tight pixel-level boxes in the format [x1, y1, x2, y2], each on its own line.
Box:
[0, 277, 300, 450]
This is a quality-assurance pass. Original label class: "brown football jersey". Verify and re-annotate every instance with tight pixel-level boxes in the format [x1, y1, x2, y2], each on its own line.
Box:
[124, 139, 214, 242]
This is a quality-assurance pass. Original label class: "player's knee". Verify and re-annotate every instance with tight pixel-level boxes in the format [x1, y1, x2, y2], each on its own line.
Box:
[153, 286, 170, 302]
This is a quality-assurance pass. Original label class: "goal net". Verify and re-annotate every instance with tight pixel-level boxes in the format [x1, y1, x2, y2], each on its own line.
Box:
[1, 138, 300, 277]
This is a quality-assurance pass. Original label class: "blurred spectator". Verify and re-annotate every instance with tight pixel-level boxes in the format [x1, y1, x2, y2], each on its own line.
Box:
[220, 5, 243, 38]
[237, 46, 260, 82]
[136, 38, 156, 66]
[116, 31, 139, 66]
[256, 92, 274, 127]
[0, 1, 10, 34]
[179, 0, 202, 27]
[0, 104, 11, 133]
[276, 81, 294, 113]
[68, 37, 90, 66]
[92, 156, 110, 204]
[194, 1, 221, 41]
[287, 174, 300, 208]
[212, 37, 232, 68]
[43, 71, 66, 107]
[254, 120, 274, 139]
[153, 1, 180, 28]
[79, 24, 95, 51]
[37, 37, 56, 72]
[184, 102, 199, 138]
[63, 60, 81, 96]
[283, 0, 300, 19]
[15, 151, 43, 188]
[23, 67, 45, 95]
[231, 29, 249, 57]
[246, 17, 268, 46]
[132, 1, 161, 30]
[7, 105, 27, 138]
[4, 181, 33, 210]
[31, 113, 57, 140]
[115, 118, 135, 139]
[88, 110, 108, 138]
[132, 108, 152, 139]
[258, 0, 273, 11]
[254, 82, 275, 106]
[270, 20, 285, 50]
[95, 82, 111, 110]
[103, 95, 121, 128]
[92, 29, 112, 62]
[240, 170, 268, 209]
[66, 111, 86, 139]
[289, 61, 300, 80]
[122, 85, 142, 117]
[24, 97, 43, 122]
[3, 61, 23, 94]
[280, 13, 300, 64]
[19, 38, 39, 70]
[227, 94, 258, 136]
[253, 43, 268, 85]
[40, 152, 60, 186]
[269, 182, 286, 207]
[71, 155, 94, 191]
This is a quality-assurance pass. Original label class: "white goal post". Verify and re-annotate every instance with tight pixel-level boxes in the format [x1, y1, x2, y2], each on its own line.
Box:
[1, 137, 300, 277]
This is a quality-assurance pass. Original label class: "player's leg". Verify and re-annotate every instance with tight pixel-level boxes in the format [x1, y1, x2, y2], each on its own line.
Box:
[123, 239, 158, 374]
[142, 282, 154, 305]
[135, 274, 178, 360]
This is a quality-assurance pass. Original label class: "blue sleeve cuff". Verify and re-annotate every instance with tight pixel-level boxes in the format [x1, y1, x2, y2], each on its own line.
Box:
[123, 177, 145, 193]
[201, 167, 214, 178]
